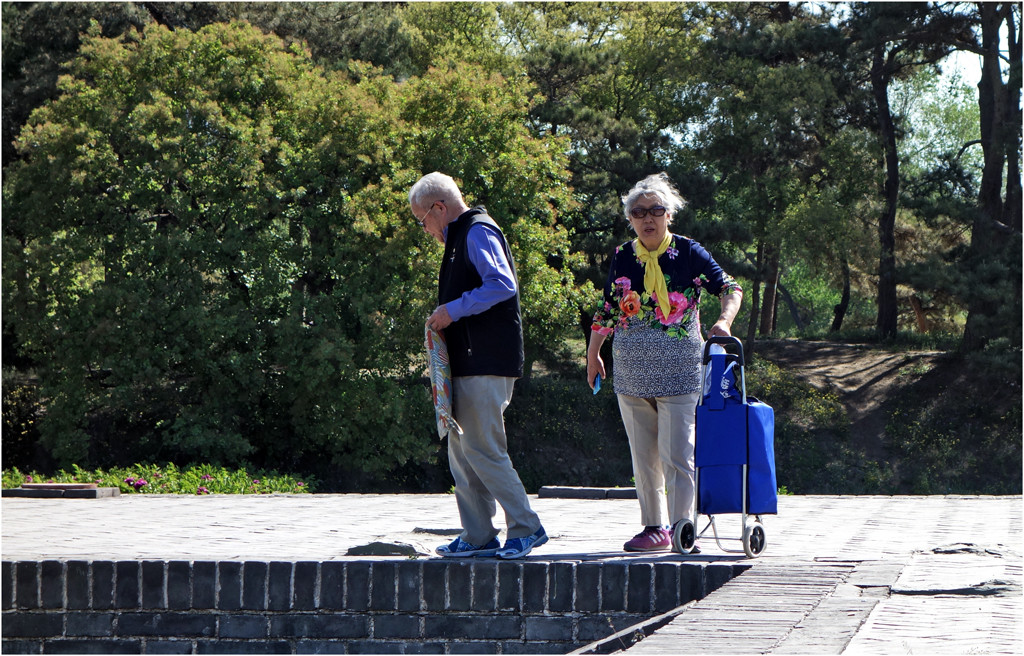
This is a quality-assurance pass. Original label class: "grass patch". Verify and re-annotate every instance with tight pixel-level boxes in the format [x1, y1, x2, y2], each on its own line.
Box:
[749, 344, 1022, 495]
[2, 463, 314, 495]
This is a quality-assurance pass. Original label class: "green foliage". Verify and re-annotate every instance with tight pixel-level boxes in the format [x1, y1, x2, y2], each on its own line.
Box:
[895, 68, 983, 181]
[2, 21, 585, 477]
[2, 3, 1017, 493]
[1, 370, 39, 465]
[505, 373, 633, 493]
[882, 352, 1022, 494]
[749, 343, 1022, 495]
[2, 463, 312, 495]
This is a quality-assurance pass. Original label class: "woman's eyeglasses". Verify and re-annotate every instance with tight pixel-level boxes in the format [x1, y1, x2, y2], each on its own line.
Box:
[630, 206, 667, 219]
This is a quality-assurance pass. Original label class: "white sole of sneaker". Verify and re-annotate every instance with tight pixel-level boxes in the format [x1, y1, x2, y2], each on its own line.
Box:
[437, 550, 499, 558]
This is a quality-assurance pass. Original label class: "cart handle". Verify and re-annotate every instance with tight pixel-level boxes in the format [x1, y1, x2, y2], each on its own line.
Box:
[703, 335, 745, 366]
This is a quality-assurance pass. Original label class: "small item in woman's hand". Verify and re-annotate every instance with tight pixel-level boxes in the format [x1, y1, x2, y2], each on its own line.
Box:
[593, 373, 601, 394]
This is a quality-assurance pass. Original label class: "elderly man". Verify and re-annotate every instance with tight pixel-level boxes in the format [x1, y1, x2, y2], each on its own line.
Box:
[409, 171, 547, 560]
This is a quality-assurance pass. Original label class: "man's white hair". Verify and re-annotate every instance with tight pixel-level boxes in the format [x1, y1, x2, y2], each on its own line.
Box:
[409, 172, 463, 208]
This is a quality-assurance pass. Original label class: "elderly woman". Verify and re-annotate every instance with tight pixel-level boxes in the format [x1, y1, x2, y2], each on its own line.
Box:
[587, 173, 743, 553]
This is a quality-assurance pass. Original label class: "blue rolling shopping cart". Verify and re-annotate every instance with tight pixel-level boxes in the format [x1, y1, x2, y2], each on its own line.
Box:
[672, 336, 777, 558]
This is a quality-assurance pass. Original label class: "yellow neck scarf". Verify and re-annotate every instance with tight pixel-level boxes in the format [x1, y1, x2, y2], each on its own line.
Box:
[634, 233, 673, 317]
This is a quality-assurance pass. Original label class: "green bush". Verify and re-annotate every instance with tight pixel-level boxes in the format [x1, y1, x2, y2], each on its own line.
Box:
[505, 373, 634, 493]
[2, 21, 586, 475]
[882, 352, 1022, 495]
[1, 373, 41, 469]
[2, 463, 313, 495]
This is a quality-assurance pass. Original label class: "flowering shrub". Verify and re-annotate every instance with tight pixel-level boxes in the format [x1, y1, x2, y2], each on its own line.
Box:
[124, 477, 148, 491]
[2, 464, 314, 495]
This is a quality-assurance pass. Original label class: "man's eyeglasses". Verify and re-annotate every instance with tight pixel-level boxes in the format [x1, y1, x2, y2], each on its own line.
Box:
[630, 206, 668, 219]
[415, 201, 442, 226]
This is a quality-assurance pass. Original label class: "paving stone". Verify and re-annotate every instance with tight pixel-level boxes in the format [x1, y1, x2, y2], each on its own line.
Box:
[114, 561, 139, 609]
[292, 561, 317, 610]
[0, 494, 1020, 655]
[241, 561, 267, 610]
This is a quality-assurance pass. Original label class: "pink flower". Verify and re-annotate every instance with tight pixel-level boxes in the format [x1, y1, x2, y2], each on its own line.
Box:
[297, 482, 304, 487]
[197, 486, 210, 495]
[592, 323, 614, 336]
[654, 292, 690, 325]
[614, 277, 632, 292]
[133, 479, 147, 490]
[25, 476, 33, 483]
[201, 474, 213, 481]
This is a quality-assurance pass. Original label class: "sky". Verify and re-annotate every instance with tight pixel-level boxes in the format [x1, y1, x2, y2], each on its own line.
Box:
[943, 49, 983, 89]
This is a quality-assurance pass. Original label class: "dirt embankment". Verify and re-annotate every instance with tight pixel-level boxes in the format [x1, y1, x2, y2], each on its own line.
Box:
[753, 339, 949, 461]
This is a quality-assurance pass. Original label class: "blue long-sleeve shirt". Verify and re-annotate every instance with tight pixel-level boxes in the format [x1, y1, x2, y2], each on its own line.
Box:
[442, 222, 517, 321]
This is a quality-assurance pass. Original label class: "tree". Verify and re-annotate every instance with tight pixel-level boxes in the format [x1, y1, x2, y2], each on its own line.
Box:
[2, 2, 149, 165]
[894, 67, 982, 335]
[961, 2, 1022, 350]
[493, 2, 733, 351]
[2, 20, 587, 477]
[881, 2, 1021, 349]
[845, 3, 977, 339]
[689, 3, 873, 340]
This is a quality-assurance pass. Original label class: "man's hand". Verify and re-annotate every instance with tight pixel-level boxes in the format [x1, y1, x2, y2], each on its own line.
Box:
[426, 305, 453, 331]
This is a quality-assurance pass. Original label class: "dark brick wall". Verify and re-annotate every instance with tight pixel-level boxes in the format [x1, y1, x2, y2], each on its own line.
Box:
[1, 559, 744, 654]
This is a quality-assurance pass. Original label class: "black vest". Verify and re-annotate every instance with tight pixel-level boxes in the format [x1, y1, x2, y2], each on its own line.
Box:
[438, 208, 524, 378]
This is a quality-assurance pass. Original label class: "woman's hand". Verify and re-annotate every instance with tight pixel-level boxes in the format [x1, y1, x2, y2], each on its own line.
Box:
[586, 332, 607, 390]
[709, 291, 742, 338]
[708, 320, 732, 338]
[587, 354, 606, 390]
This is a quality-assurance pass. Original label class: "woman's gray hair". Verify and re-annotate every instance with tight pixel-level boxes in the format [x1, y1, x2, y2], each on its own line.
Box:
[621, 172, 687, 221]
[409, 171, 462, 208]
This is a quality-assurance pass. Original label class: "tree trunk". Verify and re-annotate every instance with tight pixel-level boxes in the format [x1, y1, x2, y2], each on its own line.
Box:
[871, 46, 899, 339]
[909, 295, 929, 333]
[776, 282, 805, 332]
[758, 243, 780, 337]
[962, 2, 1022, 351]
[746, 242, 763, 349]
[1005, 1, 1023, 232]
[831, 255, 851, 333]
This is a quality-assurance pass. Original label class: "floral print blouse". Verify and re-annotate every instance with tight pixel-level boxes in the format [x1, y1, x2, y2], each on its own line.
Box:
[591, 234, 742, 398]
[592, 235, 741, 339]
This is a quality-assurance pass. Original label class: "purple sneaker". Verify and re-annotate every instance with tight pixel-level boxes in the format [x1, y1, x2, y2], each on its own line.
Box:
[623, 526, 671, 552]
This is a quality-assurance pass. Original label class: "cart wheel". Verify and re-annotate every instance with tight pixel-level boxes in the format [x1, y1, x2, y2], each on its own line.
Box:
[743, 521, 766, 558]
[672, 520, 696, 554]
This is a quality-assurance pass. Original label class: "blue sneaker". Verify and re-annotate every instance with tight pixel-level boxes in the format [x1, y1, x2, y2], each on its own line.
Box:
[435, 536, 501, 558]
[496, 526, 548, 559]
